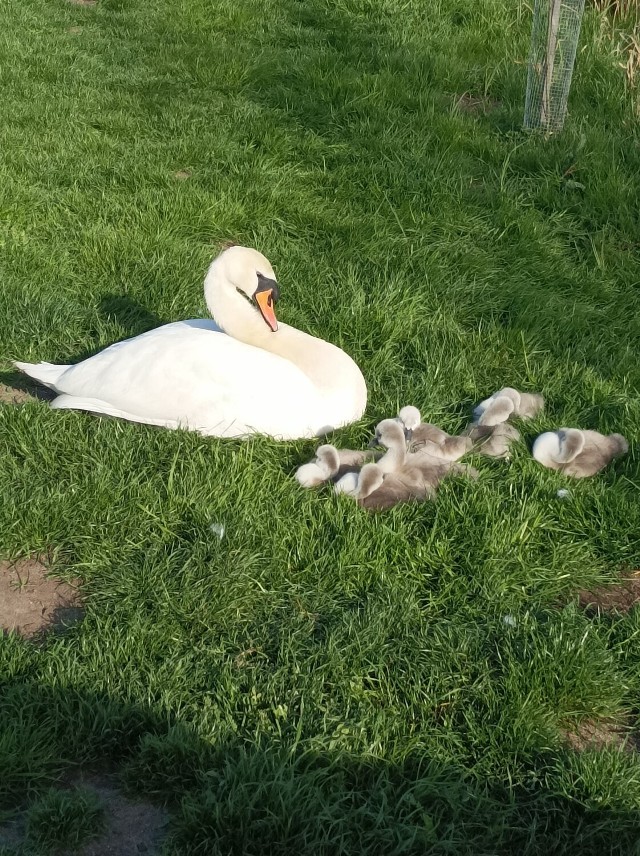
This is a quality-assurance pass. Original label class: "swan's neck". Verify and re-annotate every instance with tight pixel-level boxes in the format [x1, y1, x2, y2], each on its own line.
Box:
[378, 441, 406, 474]
[204, 263, 274, 349]
[204, 261, 366, 415]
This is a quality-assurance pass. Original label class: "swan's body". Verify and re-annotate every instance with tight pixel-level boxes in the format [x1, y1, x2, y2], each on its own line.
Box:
[473, 388, 544, 426]
[14, 247, 367, 440]
[532, 429, 628, 478]
[397, 406, 471, 461]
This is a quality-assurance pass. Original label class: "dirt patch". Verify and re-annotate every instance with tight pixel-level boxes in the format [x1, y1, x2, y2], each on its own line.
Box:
[77, 774, 168, 856]
[562, 718, 639, 753]
[577, 573, 640, 616]
[173, 169, 192, 180]
[455, 93, 502, 115]
[0, 557, 83, 639]
[0, 773, 168, 856]
[67, 0, 97, 6]
[68, 25, 84, 33]
[0, 378, 55, 404]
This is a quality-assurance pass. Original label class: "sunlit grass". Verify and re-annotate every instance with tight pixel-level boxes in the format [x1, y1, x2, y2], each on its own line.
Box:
[1, 0, 639, 852]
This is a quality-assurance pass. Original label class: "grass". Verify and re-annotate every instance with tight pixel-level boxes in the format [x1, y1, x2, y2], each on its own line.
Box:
[1, 0, 640, 853]
[24, 787, 104, 853]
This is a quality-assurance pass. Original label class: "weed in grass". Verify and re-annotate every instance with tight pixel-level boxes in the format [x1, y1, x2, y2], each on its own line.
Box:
[25, 787, 104, 853]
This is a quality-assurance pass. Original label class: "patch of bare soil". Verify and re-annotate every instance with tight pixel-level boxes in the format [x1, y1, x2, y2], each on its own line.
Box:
[0, 773, 168, 856]
[577, 573, 640, 616]
[455, 93, 502, 115]
[173, 169, 192, 180]
[562, 718, 639, 753]
[0, 378, 55, 404]
[77, 774, 168, 856]
[0, 557, 83, 638]
[67, 0, 97, 6]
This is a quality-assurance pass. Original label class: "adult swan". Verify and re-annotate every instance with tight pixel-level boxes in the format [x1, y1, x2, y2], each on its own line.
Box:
[15, 246, 368, 439]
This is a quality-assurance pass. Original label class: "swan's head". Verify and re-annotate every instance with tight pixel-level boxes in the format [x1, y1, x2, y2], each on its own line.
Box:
[216, 245, 280, 332]
[369, 419, 406, 450]
[397, 406, 421, 437]
[497, 388, 522, 408]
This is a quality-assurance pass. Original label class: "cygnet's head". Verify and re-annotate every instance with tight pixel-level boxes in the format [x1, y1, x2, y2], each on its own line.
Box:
[294, 444, 340, 488]
[532, 431, 563, 465]
[397, 406, 421, 433]
[370, 418, 407, 450]
[556, 428, 585, 462]
[209, 245, 280, 332]
[315, 444, 340, 477]
[497, 388, 522, 408]
[609, 434, 629, 456]
[357, 463, 385, 499]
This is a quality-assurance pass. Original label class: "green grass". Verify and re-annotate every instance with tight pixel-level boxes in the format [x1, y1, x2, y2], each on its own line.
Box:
[24, 786, 104, 853]
[1, 0, 640, 853]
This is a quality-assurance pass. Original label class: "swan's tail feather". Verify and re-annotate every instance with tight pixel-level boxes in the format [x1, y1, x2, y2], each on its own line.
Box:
[50, 395, 120, 417]
[13, 361, 70, 391]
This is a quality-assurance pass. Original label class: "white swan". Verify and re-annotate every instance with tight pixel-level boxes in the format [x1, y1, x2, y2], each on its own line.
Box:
[14, 246, 367, 440]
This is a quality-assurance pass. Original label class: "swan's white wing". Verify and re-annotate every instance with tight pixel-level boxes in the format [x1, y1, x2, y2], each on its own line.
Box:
[52, 321, 324, 438]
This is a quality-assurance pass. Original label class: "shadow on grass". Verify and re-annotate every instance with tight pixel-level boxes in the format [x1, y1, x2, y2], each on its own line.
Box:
[1, 297, 168, 385]
[1, 679, 639, 854]
[97, 294, 166, 338]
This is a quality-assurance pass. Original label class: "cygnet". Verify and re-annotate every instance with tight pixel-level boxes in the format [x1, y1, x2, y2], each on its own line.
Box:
[473, 388, 544, 426]
[464, 422, 521, 459]
[397, 405, 471, 461]
[532, 429, 628, 478]
[295, 444, 378, 488]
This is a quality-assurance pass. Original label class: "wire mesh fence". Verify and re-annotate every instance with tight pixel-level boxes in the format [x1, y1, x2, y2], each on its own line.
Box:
[524, 0, 586, 132]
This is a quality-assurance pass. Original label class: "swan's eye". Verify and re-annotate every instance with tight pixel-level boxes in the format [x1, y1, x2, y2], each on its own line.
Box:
[255, 272, 279, 303]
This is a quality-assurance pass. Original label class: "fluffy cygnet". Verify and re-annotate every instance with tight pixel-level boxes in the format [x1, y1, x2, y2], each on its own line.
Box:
[464, 422, 521, 459]
[335, 415, 478, 509]
[532, 429, 628, 478]
[343, 458, 478, 511]
[352, 462, 430, 510]
[295, 444, 378, 488]
[397, 406, 471, 461]
[334, 417, 413, 495]
[473, 388, 544, 426]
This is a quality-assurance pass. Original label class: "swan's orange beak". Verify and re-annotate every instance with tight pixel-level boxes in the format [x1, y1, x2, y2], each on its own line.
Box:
[254, 277, 280, 332]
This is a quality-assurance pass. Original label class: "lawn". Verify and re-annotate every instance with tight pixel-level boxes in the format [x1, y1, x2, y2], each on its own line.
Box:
[1, 0, 640, 852]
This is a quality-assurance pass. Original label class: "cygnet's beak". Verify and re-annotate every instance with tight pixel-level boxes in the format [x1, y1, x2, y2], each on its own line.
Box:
[368, 434, 381, 449]
[254, 274, 280, 332]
